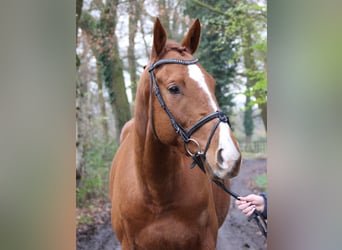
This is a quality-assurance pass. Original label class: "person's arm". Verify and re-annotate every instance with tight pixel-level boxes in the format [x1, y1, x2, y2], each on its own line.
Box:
[259, 192, 267, 219]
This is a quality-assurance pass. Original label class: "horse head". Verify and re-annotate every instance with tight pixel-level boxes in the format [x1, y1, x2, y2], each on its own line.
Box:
[139, 18, 241, 180]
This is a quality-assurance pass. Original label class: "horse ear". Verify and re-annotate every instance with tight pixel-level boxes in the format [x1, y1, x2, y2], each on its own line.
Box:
[181, 19, 201, 54]
[151, 18, 167, 59]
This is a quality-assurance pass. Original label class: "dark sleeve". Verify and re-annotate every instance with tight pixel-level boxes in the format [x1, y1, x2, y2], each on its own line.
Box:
[260, 192, 267, 219]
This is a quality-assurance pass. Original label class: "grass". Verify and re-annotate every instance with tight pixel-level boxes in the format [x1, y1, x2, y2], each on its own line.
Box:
[76, 139, 118, 208]
[78, 214, 93, 225]
[253, 173, 267, 191]
[241, 151, 267, 159]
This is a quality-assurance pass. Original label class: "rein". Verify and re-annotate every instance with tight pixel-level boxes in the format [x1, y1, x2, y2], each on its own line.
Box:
[148, 57, 267, 239]
[213, 179, 267, 238]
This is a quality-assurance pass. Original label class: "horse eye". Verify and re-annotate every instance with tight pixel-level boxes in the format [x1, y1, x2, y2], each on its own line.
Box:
[168, 85, 181, 94]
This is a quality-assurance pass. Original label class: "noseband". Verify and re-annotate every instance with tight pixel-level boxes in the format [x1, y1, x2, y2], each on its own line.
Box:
[148, 58, 231, 173]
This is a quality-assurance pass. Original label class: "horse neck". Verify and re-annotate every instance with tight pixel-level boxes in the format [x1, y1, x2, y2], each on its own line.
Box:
[134, 128, 183, 199]
[132, 90, 184, 201]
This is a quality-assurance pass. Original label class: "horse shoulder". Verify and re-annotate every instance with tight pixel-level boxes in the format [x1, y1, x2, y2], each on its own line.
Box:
[109, 131, 140, 242]
[119, 118, 134, 144]
[110, 121, 135, 201]
[212, 180, 230, 227]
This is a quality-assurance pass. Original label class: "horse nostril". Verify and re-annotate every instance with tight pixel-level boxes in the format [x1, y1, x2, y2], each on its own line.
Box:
[217, 148, 224, 165]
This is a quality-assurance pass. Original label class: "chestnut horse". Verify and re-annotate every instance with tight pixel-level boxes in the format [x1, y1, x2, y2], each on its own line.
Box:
[110, 18, 241, 250]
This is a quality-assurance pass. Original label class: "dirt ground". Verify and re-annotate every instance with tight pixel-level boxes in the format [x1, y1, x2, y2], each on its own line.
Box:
[77, 158, 267, 250]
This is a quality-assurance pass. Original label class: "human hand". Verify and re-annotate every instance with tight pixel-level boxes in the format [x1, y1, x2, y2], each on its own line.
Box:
[235, 194, 265, 217]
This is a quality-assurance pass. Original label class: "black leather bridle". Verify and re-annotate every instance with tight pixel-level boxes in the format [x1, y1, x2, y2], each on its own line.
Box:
[148, 57, 267, 239]
[148, 57, 231, 173]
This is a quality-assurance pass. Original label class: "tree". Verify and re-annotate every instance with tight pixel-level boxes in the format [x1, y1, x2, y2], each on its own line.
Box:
[76, 73, 86, 187]
[99, 0, 131, 141]
[236, 1, 267, 131]
[127, 0, 141, 103]
[96, 57, 109, 142]
[157, 0, 189, 41]
[80, 0, 131, 142]
[185, 0, 238, 117]
[76, 0, 85, 186]
[241, 22, 257, 141]
[188, 0, 267, 132]
[243, 95, 254, 149]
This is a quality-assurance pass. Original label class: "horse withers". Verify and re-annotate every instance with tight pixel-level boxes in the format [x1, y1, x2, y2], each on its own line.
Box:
[110, 18, 241, 250]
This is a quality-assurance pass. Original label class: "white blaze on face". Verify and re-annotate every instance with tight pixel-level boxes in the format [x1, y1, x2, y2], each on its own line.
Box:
[188, 64, 217, 110]
[218, 123, 241, 168]
[188, 64, 240, 169]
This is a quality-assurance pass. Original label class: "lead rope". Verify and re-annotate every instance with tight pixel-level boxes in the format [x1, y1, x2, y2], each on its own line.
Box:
[212, 178, 267, 238]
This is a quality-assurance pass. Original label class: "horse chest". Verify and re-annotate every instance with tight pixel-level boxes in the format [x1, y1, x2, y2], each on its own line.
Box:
[121, 201, 215, 249]
[133, 215, 203, 249]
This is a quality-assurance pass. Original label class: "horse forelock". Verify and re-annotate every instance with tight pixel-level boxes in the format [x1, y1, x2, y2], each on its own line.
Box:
[165, 41, 188, 54]
[152, 40, 192, 61]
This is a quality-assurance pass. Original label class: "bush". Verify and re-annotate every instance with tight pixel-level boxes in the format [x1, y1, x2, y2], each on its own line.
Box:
[253, 173, 267, 191]
[77, 139, 118, 207]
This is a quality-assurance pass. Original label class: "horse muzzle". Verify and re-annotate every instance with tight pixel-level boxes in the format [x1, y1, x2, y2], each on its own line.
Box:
[213, 148, 242, 179]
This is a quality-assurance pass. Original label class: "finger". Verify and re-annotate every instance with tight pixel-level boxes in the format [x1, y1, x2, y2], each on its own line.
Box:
[235, 200, 242, 205]
[239, 195, 255, 202]
[244, 205, 255, 216]
[235, 200, 246, 205]
[238, 196, 249, 202]
[246, 207, 256, 217]
[243, 204, 255, 215]
[237, 202, 251, 211]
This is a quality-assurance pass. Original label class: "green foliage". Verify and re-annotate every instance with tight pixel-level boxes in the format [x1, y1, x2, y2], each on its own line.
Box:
[243, 95, 254, 137]
[185, 0, 238, 116]
[76, 139, 118, 207]
[244, 39, 267, 108]
[244, 68, 267, 109]
[187, 0, 267, 126]
[254, 173, 267, 191]
[80, 11, 97, 35]
[78, 215, 93, 225]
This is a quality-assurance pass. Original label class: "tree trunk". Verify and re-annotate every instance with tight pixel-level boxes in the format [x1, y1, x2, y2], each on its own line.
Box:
[100, 0, 131, 142]
[76, 70, 89, 187]
[242, 24, 256, 142]
[157, 0, 185, 40]
[139, 11, 151, 59]
[96, 59, 109, 142]
[79, 13, 110, 142]
[76, 0, 83, 40]
[111, 39, 131, 141]
[76, 0, 84, 187]
[245, 134, 252, 152]
[128, 0, 140, 104]
[258, 102, 267, 131]
[243, 22, 267, 132]
[76, 74, 84, 186]
[80, 0, 132, 142]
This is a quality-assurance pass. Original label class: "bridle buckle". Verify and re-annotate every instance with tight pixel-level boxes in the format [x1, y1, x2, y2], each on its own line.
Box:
[184, 138, 202, 157]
